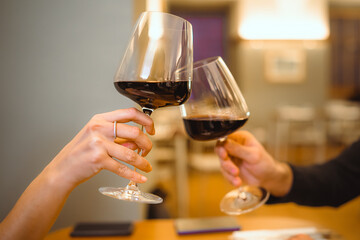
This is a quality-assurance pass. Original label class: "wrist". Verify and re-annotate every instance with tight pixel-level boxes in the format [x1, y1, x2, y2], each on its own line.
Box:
[265, 162, 293, 197]
[40, 164, 76, 196]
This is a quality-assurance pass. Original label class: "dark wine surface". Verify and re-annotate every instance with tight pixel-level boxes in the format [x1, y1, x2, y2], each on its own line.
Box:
[183, 115, 248, 141]
[114, 81, 191, 112]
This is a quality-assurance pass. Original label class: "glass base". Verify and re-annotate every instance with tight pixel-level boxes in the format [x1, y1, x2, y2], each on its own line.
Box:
[220, 185, 269, 215]
[98, 186, 163, 204]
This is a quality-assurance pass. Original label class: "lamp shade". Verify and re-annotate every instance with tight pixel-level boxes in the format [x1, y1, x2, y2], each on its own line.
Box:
[238, 0, 329, 40]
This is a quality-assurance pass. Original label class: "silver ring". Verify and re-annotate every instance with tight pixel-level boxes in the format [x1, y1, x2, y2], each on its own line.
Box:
[113, 121, 117, 139]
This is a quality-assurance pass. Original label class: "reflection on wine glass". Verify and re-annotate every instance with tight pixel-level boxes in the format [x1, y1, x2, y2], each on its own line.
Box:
[99, 11, 193, 204]
[180, 56, 269, 214]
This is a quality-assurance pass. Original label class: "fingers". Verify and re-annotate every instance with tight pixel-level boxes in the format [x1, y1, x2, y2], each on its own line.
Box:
[87, 109, 154, 156]
[220, 166, 242, 187]
[215, 146, 238, 175]
[115, 139, 138, 151]
[215, 145, 241, 187]
[227, 130, 248, 145]
[114, 124, 153, 156]
[223, 138, 258, 164]
[222, 157, 240, 176]
[100, 108, 155, 135]
[106, 140, 152, 173]
[101, 155, 148, 183]
[215, 142, 228, 159]
[56, 109, 155, 186]
[114, 137, 128, 145]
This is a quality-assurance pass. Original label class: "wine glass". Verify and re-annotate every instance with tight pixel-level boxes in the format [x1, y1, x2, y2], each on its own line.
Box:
[180, 56, 269, 214]
[99, 11, 193, 204]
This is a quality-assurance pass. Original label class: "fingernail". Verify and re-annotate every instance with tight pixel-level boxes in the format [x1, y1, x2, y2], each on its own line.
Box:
[141, 176, 147, 182]
[122, 143, 131, 148]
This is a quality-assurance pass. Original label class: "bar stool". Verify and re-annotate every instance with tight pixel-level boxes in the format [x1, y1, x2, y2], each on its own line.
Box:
[274, 104, 326, 165]
[325, 100, 360, 146]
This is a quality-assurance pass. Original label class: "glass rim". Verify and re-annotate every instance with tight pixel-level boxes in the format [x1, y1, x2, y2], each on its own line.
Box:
[193, 56, 223, 70]
[140, 11, 192, 27]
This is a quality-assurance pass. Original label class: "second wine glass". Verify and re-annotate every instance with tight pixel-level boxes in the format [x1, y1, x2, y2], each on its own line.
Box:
[99, 11, 193, 204]
[180, 56, 269, 214]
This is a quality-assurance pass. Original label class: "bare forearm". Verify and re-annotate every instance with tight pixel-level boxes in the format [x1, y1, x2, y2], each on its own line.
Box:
[0, 168, 73, 240]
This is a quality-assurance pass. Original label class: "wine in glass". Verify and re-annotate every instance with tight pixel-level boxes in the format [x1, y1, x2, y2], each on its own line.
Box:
[99, 11, 193, 204]
[180, 56, 269, 214]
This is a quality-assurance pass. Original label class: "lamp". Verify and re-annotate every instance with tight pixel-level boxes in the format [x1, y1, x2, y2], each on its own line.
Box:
[146, 0, 164, 11]
[238, 0, 329, 40]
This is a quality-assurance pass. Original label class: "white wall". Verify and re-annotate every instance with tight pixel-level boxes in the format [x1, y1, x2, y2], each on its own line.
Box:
[0, 0, 143, 230]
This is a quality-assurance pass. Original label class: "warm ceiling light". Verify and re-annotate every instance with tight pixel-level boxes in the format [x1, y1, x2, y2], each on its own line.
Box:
[238, 0, 329, 40]
[146, 0, 164, 12]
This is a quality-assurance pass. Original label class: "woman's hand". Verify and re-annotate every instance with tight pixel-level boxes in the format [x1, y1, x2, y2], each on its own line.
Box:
[215, 130, 293, 197]
[0, 108, 155, 240]
[44, 107, 155, 190]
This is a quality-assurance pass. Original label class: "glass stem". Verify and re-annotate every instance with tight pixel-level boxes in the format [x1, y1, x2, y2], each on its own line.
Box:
[126, 108, 153, 191]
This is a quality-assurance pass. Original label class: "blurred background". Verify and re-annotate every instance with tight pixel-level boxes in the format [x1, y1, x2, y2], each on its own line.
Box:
[1, 0, 359, 232]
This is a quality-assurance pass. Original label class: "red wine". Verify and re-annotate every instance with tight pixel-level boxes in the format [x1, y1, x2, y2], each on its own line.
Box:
[114, 81, 191, 112]
[183, 115, 248, 141]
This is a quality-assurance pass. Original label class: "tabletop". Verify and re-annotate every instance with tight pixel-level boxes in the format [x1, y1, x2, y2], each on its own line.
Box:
[45, 216, 320, 240]
[45, 198, 360, 240]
